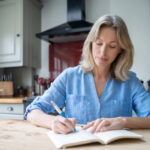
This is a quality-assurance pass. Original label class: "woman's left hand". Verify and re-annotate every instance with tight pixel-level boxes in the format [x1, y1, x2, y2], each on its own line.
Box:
[83, 117, 126, 133]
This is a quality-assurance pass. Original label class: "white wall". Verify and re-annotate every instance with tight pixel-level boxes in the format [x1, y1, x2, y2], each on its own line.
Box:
[109, 0, 150, 88]
[38, 0, 150, 88]
[86, 0, 110, 22]
[37, 0, 67, 78]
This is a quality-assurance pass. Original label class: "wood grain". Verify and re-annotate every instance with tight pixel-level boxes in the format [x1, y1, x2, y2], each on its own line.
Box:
[0, 120, 150, 150]
[0, 97, 25, 103]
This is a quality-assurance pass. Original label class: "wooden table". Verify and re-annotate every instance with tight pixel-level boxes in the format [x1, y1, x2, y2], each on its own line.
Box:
[0, 120, 150, 150]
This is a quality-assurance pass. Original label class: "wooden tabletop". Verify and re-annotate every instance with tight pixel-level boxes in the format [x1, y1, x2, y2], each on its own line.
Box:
[0, 119, 150, 150]
[0, 97, 25, 103]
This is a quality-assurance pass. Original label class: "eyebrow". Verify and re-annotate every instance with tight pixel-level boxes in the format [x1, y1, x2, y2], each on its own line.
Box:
[96, 39, 118, 44]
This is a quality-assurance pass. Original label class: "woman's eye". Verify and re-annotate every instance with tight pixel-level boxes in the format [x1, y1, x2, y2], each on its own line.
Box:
[96, 42, 102, 46]
[110, 45, 117, 49]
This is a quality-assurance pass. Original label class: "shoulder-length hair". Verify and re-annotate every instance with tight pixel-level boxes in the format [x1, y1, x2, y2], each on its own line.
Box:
[80, 14, 134, 81]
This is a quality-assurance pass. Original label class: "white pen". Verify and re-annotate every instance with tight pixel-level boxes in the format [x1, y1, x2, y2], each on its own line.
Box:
[51, 101, 66, 117]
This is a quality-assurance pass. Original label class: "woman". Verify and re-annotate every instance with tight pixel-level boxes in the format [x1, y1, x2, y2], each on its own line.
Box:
[25, 15, 150, 134]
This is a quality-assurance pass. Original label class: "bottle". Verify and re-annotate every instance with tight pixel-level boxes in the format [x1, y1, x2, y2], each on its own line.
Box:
[32, 86, 36, 97]
[46, 78, 51, 89]
[38, 77, 44, 95]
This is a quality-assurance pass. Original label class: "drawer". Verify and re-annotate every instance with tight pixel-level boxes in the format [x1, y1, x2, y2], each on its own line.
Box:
[0, 103, 25, 114]
[0, 114, 24, 120]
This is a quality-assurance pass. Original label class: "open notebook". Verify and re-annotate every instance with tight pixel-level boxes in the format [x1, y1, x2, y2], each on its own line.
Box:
[47, 127, 143, 149]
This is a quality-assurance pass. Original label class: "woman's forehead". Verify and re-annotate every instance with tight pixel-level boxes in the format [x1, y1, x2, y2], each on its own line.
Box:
[96, 27, 118, 42]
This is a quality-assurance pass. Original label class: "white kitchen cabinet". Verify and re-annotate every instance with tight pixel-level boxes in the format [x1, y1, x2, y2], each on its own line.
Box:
[0, 0, 41, 68]
[0, 103, 25, 120]
[0, 97, 31, 120]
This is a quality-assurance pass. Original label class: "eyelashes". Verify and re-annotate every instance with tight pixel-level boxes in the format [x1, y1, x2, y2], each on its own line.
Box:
[95, 42, 117, 49]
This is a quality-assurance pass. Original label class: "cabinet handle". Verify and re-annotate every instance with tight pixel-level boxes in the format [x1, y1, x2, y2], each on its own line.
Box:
[16, 34, 20, 37]
[7, 106, 14, 111]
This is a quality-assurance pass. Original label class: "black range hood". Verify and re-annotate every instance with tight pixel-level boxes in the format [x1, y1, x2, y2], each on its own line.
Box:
[36, 0, 93, 43]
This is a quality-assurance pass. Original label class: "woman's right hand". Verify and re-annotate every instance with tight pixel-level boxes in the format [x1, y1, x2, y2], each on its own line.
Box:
[51, 115, 76, 134]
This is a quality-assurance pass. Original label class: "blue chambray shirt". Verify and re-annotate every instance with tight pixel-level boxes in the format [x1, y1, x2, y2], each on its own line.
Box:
[24, 66, 150, 124]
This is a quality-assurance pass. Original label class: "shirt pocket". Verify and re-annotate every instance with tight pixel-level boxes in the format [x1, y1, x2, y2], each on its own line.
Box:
[110, 99, 132, 117]
[65, 94, 88, 124]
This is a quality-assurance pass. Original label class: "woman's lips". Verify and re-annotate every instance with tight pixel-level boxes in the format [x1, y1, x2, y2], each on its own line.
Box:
[99, 57, 108, 61]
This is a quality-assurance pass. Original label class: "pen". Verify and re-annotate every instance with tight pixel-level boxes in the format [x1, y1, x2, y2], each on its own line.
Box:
[51, 101, 76, 132]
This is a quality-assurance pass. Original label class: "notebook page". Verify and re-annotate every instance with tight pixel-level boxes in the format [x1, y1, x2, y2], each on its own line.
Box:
[48, 126, 98, 148]
[94, 130, 143, 144]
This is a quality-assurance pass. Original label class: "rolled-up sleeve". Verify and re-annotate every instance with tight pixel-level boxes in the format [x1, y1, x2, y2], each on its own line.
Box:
[24, 69, 68, 119]
[131, 74, 150, 117]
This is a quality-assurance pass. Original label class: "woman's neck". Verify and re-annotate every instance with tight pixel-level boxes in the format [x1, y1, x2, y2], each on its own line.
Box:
[93, 65, 110, 80]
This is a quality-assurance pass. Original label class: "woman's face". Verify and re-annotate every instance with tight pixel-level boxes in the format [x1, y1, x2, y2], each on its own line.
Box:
[92, 27, 121, 68]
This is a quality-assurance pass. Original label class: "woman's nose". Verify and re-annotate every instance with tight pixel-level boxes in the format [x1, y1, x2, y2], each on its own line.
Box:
[100, 44, 107, 56]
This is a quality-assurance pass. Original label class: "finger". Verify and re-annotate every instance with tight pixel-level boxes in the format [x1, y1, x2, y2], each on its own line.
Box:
[53, 121, 67, 134]
[69, 118, 76, 127]
[91, 119, 102, 134]
[82, 121, 94, 130]
[95, 120, 110, 132]
[100, 125, 113, 132]
[53, 116, 74, 134]
[58, 116, 74, 131]
[90, 119, 106, 133]
[57, 121, 74, 134]
[100, 122, 121, 132]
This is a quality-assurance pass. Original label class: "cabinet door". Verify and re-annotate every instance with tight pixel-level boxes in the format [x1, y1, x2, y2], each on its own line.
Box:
[0, 103, 25, 114]
[0, 114, 24, 120]
[0, 0, 23, 67]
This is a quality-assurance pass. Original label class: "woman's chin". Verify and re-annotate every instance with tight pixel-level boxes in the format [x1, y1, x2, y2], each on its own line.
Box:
[95, 61, 109, 66]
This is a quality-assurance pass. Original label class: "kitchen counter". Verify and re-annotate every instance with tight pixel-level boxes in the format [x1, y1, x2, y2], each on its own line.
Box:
[0, 97, 25, 103]
[0, 97, 33, 120]
[0, 119, 150, 150]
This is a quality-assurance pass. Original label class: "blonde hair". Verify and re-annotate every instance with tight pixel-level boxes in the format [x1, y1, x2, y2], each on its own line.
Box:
[80, 15, 134, 81]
